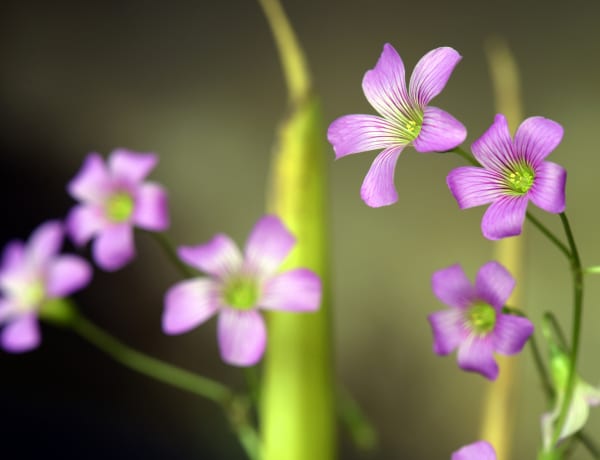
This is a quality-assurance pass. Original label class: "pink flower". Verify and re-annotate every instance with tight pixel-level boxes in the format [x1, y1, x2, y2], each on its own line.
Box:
[452, 441, 496, 460]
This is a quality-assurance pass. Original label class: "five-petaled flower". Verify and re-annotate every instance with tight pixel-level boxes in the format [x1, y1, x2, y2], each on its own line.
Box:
[451, 441, 496, 460]
[327, 43, 466, 207]
[428, 261, 533, 380]
[162, 215, 322, 366]
[66, 149, 170, 271]
[0, 221, 92, 352]
[447, 114, 566, 240]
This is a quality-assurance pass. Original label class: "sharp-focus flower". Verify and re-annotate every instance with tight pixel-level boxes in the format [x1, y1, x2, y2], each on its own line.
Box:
[327, 43, 466, 207]
[428, 261, 533, 380]
[0, 221, 92, 352]
[451, 441, 496, 460]
[162, 215, 322, 367]
[447, 114, 566, 240]
[66, 149, 170, 271]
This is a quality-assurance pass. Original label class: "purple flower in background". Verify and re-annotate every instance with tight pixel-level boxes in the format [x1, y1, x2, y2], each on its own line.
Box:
[447, 114, 566, 240]
[327, 43, 466, 207]
[162, 215, 322, 367]
[0, 221, 92, 353]
[67, 149, 170, 271]
[428, 261, 533, 380]
[451, 441, 496, 460]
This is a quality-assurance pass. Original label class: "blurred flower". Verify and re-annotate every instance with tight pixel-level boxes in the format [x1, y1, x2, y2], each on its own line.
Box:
[428, 261, 533, 380]
[451, 440, 496, 460]
[162, 215, 321, 366]
[447, 114, 566, 240]
[327, 43, 466, 207]
[0, 221, 92, 352]
[66, 149, 169, 271]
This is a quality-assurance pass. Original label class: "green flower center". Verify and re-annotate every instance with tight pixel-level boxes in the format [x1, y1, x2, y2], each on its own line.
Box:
[398, 112, 423, 142]
[506, 163, 535, 194]
[223, 277, 259, 310]
[20, 281, 46, 310]
[106, 192, 134, 222]
[467, 302, 497, 334]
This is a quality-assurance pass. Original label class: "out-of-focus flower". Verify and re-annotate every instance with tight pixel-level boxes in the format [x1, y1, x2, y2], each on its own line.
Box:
[162, 215, 321, 366]
[328, 43, 466, 207]
[66, 149, 169, 271]
[451, 440, 496, 460]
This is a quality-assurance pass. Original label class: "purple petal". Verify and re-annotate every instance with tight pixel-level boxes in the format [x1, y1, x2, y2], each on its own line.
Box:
[68, 153, 111, 203]
[0, 241, 25, 276]
[46, 255, 92, 298]
[327, 114, 401, 159]
[529, 161, 566, 214]
[1, 314, 41, 353]
[471, 114, 515, 171]
[409, 47, 462, 107]
[360, 145, 404, 207]
[217, 309, 266, 366]
[27, 221, 63, 267]
[481, 195, 528, 240]
[244, 216, 295, 277]
[514, 117, 564, 166]
[132, 183, 170, 231]
[431, 264, 474, 309]
[428, 309, 466, 355]
[413, 106, 466, 152]
[475, 261, 516, 309]
[0, 299, 17, 323]
[108, 149, 158, 184]
[361, 43, 410, 121]
[178, 235, 242, 278]
[162, 278, 220, 334]
[66, 205, 106, 246]
[92, 224, 135, 271]
[493, 313, 534, 355]
[447, 166, 504, 209]
[452, 441, 496, 460]
[259, 268, 321, 312]
[457, 335, 498, 380]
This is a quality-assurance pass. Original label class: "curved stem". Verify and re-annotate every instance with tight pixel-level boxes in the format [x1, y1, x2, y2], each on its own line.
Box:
[526, 212, 571, 260]
[147, 231, 197, 278]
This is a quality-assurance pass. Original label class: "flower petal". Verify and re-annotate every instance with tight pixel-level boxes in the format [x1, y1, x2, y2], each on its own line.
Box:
[409, 47, 462, 107]
[217, 309, 266, 366]
[0, 299, 18, 324]
[457, 335, 498, 380]
[471, 114, 515, 171]
[92, 224, 135, 271]
[133, 183, 170, 231]
[0, 241, 25, 277]
[413, 106, 467, 153]
[452, 441, 496, 460]
[178, 235, 242, 278]
[481, 195, 528, 240]
[493, 313, 533, 355]
[431, 264, 474, 309]
[244, 216, 295, 277]
[27, 221, 63, 267]
[475, 261, 516, 309]
[67, 153, 111, 203]
[1, 314, 41, 353]
[529, 161, 566, 214]
[162, 278, 220, 334]
[559, 389, 592, 443]
[46, 255, 92, 298]
[361, 43, 410, 121]
[360, 145, 404, 207]
[66, 205, 106, 246]
[514, 116, 564, 166]
[447, 166, 504, 209]
[428, 309, 466, 355]
[327, 114, 401, 159]
[259, 268, 321, 312]
[108, 149, 158, 184]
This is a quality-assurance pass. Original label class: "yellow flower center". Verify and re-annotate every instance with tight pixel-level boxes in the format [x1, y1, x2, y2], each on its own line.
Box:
[467, 302, 497, 335]
[106, 192, 134, 222]
[506, 163, 535, 194]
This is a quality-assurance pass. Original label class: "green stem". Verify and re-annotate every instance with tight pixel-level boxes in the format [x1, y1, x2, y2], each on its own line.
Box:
[147, 231, 196, 278]
[337, 386, 378, 454]
[543, 312, 569, 352]
[583, 265, 600, 275]
[577, 432, 600, 459]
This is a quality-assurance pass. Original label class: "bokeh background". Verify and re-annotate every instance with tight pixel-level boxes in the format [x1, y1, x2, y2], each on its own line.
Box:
[2, 0, 600, 458]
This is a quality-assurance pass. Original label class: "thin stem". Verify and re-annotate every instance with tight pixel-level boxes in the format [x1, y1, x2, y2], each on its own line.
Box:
[543, 312, 569, 352]
[526, 212, 571, 260]
[577, 431, 600, 459]
[529, 333, 555, 401]
[147, 231, 196, 278]
[450, 146, 480, 166]
[337, 386, 378, 454]
[583, 265, 600, 275]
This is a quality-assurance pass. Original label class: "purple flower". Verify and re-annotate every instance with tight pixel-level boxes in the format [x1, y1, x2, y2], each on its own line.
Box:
[451, 441, 496, 460]
[0, 221, 92, 353]
[447, 114, 566, 240]
[66, 149, 170, 271]
[428, 261, 533, 380]
[162, 215, 322, 367]
[327, 43, 466, 207]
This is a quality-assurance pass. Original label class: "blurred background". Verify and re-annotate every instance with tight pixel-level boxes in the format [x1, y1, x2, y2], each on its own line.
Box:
[2, 0, 600, 458]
